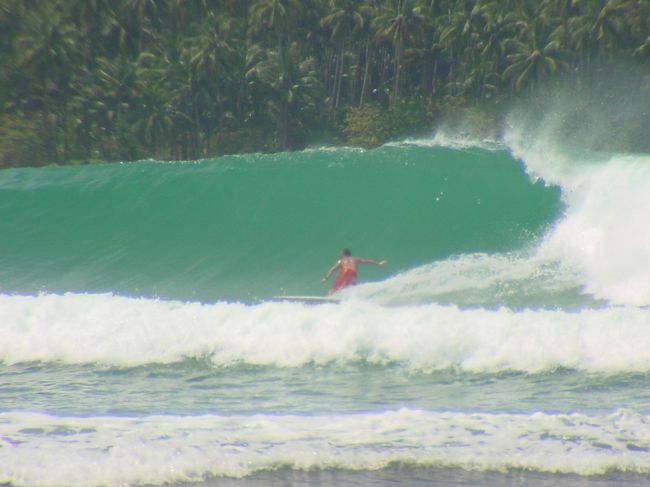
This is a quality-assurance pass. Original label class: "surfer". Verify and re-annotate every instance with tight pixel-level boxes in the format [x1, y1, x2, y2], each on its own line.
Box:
[321, 248, 387, 295]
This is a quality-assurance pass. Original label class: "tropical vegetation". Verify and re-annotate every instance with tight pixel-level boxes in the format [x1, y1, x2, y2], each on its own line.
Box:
[0, 0, 648, 166]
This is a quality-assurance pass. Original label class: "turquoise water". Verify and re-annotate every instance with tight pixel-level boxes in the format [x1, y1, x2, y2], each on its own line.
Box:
[0, 146, 558, 301]
[1, 136, 650, 487]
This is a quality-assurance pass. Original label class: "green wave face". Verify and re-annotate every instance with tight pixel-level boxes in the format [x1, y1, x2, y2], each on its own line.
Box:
[0, 146, 561, 301]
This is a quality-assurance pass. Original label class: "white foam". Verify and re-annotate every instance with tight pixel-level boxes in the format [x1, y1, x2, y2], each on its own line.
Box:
[505, 119, 650, 306]
[1, 408, 649, 486]
[350, 251, 581, 308]
[1, 293, 650, 373]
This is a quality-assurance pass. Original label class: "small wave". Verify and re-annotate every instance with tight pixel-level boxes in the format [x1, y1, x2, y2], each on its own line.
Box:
[2, 408, 649, 486]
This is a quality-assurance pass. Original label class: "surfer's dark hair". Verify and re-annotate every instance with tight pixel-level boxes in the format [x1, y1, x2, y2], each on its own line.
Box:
[341, 248, 351, 256]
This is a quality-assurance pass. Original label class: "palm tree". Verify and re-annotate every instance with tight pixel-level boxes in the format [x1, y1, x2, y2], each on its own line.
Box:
[320, 0, 367, 108]
[182, 12, 239, 152]
[246, 42, 322, 149]
[248, 0, 305, 148]
[436, 0, 483, 96]
[9, 2, 86, 159]
[135, 94, 174, 157]
[372, 0, 425, 106]
[249, 0, 302, 48]
[502, 34, 570, 93]
[569, 0, 638, 63]
[473, 6, 525, 100]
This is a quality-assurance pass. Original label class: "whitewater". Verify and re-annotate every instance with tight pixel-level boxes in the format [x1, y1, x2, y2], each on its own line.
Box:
[1, 110, 650, 485]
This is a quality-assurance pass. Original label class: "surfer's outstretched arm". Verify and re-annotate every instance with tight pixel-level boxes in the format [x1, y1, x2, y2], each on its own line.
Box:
[356, 258, 388, 266]
[321, 260, 341, 282]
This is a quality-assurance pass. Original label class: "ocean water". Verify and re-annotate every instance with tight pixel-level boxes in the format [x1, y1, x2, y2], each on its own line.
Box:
[1, 126, 650, 486]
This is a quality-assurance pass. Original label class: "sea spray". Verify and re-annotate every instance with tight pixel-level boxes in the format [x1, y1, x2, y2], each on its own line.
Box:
[502, 76, 650, 306]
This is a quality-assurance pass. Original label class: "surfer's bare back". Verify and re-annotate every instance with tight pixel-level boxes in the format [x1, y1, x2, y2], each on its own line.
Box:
[322, 248, 387, 295]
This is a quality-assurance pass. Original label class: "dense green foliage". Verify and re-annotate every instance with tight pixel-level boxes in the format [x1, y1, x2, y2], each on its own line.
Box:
[0, 0, 648, 166]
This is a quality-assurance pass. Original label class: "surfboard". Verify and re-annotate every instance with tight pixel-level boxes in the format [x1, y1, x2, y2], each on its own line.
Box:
[272, 295, 340, 303]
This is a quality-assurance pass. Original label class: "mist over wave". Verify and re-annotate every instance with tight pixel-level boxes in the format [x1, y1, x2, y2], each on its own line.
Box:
[501, 75, 650, 306]
[395, 71, 650, 308]
[1, 293, 649, 373]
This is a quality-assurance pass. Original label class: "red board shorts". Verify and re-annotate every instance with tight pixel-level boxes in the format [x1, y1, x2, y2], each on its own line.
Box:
[330, 268, 357, 294]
